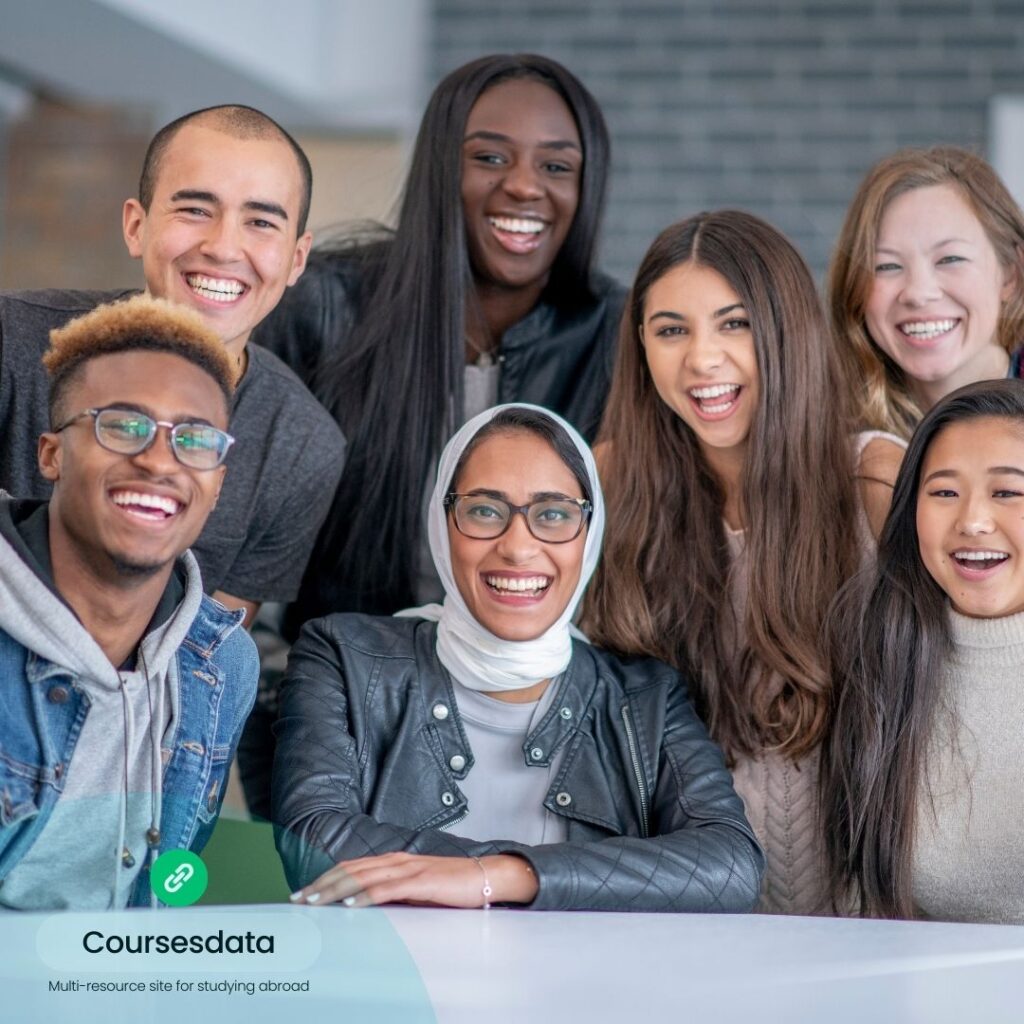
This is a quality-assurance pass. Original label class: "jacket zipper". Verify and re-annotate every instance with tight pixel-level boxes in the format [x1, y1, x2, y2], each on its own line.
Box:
[439, 811, 467, 832]
[621, 704, 650, 838]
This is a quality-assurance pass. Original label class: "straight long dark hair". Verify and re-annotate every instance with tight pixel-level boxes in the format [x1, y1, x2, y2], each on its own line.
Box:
[822, 378, 1024, 918]
[583, 211, 860, 760]
[311, 54, 610, 615]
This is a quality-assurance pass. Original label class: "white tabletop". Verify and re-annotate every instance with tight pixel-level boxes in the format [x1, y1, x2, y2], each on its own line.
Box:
[6, 904, 1024, 1023]
[381, 906, 1024, 1024]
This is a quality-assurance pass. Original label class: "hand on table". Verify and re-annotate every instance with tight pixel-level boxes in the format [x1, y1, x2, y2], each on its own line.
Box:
[289, 852, 538, 908]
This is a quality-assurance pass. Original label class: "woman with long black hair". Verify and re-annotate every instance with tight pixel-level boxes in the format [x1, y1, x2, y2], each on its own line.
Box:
[823, 378, 1024, 922]
[254, 53, 623, 628]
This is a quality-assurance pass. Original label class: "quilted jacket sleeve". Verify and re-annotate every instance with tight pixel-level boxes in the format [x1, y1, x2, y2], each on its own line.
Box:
[271, 619, 524, 891]
[518, 679, 764, 913]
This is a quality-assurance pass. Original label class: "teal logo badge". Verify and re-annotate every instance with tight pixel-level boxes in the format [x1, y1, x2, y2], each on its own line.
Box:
[151, 849, 208, 906]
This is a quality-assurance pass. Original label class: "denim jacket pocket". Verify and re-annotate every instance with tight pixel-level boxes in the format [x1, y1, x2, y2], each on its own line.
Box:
[194, 744, 232, 827]
[0, 755, 50, 827]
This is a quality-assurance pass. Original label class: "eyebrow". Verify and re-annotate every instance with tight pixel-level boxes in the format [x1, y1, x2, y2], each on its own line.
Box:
[105, 402, 217, 428]
[647, 303, 745, 323]
[876, 237, 971, 255]
[463, 130, 581, 152]
[923, 466, 1024, 484]
[464, 487, 576, 501]
[169, 189, 289, 221]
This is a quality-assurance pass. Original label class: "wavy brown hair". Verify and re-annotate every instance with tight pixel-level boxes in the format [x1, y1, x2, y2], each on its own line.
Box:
[828, 146, 1024, 439]
[821, 378, 1024, 917]
[583, 211, 859, 760]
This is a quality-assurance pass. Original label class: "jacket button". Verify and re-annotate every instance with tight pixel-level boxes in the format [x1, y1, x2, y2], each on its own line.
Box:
[449, 755, 466, 772]
[441, 791, 455, 807]
[432, 703, 450, 721]
[559, 707, 573, 720]
[530, 747, 544, 761]
[556, 792, 572, 807]
[47, 685, 70, 704]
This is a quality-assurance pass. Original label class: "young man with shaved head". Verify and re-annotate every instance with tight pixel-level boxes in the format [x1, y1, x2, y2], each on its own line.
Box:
[0, 104, 345, 625]
[0, 296, 256, 909]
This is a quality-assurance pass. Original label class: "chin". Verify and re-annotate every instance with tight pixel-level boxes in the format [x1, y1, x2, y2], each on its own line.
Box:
[484, 618, 552, 643]
[109, 552, 171, 579]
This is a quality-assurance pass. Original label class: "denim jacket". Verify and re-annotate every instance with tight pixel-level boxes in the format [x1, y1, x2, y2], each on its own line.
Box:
[0, 596, 257, 907]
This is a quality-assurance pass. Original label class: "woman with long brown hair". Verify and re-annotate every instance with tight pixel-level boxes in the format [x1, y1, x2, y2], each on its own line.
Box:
[823, 379, 1024, 922]
[583, 210, 890, 914]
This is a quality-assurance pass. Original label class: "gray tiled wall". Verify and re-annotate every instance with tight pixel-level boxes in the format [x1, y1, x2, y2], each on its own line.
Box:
[434, 0, 1024, 283]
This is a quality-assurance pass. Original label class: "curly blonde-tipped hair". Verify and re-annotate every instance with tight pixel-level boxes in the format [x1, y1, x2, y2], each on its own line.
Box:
[829, 146, 1024, 439]
[44, 294, 239, 425]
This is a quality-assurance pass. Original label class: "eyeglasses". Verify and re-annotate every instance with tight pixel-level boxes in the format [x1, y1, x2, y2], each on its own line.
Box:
[54, 406, 234, 470]
[444, 493, 591, 543]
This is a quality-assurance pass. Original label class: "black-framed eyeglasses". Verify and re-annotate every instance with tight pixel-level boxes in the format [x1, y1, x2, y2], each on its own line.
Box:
[54, 406, 234, 470]
[444, 493, 592, 543]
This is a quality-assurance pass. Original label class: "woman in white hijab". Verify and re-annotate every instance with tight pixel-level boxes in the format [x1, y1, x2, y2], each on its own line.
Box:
[274, 404, 762, 911]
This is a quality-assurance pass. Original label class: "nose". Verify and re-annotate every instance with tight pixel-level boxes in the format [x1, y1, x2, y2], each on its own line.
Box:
[495, 509, 542, 563]
[129, 425, 183, 478]
[956, 494, 995, 536]
[501, 159, 544, 202]
[898, 260, 942, 308]
[198, 215, 244, 263]
[684, 328, 725, 374]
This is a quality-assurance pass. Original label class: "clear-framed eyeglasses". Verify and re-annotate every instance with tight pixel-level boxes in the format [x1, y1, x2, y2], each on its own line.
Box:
[54, 406, 234, 471]
[444, 492, 592, 543]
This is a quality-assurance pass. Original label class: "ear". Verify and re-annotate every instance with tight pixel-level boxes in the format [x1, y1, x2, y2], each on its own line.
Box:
[38, 431, 62, 483]
[212, 465, 227, 506]
[286, 230, 313, 287]
[122, 198, 146, 258]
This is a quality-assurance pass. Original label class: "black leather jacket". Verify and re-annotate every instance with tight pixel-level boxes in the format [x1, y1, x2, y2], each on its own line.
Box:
[272, 614, 764, 913]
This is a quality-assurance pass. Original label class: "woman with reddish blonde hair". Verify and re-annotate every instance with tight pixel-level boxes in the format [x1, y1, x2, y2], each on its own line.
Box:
[829, 146, 1024, 441]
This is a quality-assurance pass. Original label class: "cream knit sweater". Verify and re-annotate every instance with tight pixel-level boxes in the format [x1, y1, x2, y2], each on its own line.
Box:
[724, 527, 830, 915]
[913, 608, 1024, 924]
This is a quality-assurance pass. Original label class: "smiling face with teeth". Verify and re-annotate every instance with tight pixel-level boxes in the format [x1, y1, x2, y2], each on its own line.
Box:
[916, 417, 1024, 618]
[447, 430, 586, 642]
[641, 261, 759, 474]
[865, 184, 1015, 409]
[461, 77, 581, 299]
[39, 349, 228, 583]
[123, 122, 312, 360]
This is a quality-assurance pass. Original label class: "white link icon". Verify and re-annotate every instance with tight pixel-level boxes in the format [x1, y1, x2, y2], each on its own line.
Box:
[163, 862, 195, 894]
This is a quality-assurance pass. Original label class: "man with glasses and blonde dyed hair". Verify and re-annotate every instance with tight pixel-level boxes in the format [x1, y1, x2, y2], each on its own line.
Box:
[0, 295, 257, 910]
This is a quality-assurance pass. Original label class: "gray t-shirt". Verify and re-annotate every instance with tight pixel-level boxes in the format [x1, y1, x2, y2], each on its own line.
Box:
[445, 677, 569, 846]
[0, 289, 346, 602]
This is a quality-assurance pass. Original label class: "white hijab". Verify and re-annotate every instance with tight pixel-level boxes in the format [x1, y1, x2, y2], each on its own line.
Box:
[396, 403, 605, 692]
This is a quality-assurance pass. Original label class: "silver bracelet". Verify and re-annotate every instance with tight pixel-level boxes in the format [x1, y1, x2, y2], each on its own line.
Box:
[471, 856, 493, 909]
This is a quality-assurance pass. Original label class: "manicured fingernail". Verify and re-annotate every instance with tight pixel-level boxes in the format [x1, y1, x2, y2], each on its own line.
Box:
[306, 892, 321, 903]
[289, 891, 304, 902]
[342, 896, 355, 907]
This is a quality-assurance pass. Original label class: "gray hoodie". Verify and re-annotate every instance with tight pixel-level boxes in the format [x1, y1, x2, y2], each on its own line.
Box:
[0, 498, 202, 910]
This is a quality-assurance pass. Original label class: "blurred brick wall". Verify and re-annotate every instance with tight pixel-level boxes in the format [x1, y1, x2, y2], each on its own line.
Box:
[433, 0, 1024, 283]
[1, 98, 148, 291]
